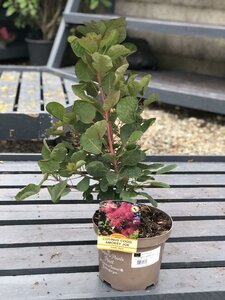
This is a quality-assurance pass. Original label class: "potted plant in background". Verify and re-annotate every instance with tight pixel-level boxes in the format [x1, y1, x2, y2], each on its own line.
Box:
[16, 17, 176, 291]
[3, 0, 67, 65]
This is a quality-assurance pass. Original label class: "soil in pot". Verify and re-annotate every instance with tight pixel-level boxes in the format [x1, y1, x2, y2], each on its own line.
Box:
[93, 204, 172, 291]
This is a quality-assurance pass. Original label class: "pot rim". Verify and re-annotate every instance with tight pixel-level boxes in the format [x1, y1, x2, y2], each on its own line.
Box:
[25, 38, 53, 44]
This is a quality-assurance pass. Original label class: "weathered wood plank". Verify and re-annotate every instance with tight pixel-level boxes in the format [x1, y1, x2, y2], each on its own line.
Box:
[0, 187, 224, 201]
[0, 241, 224, 270]
[0, 202, 224, 220]
[42, 72, 65, 106]
[1, 153, 225, 162]
[0, 71, 20, 113]
[0, 268, 224, 299]
[17, 72, 40, 113]
[1, 220, 225, 244]
[1, 161, 225, 173]
[63, 78, 77, 104]
[0, 174, 224, 187]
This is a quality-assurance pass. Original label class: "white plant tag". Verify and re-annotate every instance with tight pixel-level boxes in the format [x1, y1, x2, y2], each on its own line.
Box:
[131, 246, 161, 268]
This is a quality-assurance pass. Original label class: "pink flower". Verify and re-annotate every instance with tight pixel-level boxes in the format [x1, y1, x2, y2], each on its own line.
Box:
[100, 200, 140, 237]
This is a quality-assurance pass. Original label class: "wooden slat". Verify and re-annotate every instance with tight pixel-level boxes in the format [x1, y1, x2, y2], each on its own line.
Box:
[42, 72, 65, 106]
[0, 202, 224, 221]
[0, 187, 224, 201]
[1, 161, 225, 173]
[0, 174, 224, 187]
[63, 78, 77, 104]
[17, 72, 40, 113]
[0, 268, 224, 299]
[1, 220, 225, 245]
[0, 71, 20, 113]
[0, 241, 224, 270]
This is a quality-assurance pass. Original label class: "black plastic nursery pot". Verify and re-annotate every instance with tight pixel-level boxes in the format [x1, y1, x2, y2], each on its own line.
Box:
[93, 206, 173, 291]
[26, 38, 53, 65]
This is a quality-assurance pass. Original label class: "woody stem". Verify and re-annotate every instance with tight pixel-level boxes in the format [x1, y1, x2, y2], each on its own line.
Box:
[97, 73, 118, 173]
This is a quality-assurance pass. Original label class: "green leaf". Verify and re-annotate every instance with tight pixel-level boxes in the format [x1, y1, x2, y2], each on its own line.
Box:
[75, 59, 95, 82]
[38, 159, 60, 174]
[80, 120, 107, 154]
[139, 75, 151, 94]
[77, 177, 90, 192]
[15, 184, 40, 201]
[100, 29, 120, 49]
[127, 74, 151, 96]
[102, 72, 115, 94]
[141, 118, 156, 132]
[151, 182, 170, 188]
[120, 190, 137, 202]
[97, 187, 118, 201]
[41, 140, 51, 159]
[107, 44, 131, 60]
[47, 180, 68, 203]
[144, 94, 158, 107]
[72, 84, 94, 102]
[50, 144, 67, 162]
[138, 163, 164, 170]
[86, 161, 108, 177]
[74, 100, 96, 124]
[127, 130, 143, 145]
[156, 164, 177, 174]
[122, 166, 142, 178]
[138, 192, 158, 207]
[122, 42, 137, 54]
[89, 0, 99, 10]
[101, 0, 112, 7]
[101, 153, 115, 162]
[116, 180, 124, 193]
[71, 150, 86, 163]
[78, 32, 100, 53]
[122, 149, 146, 166]
[72, 84, 103, 112]
[100, 178, 109, 192]
[103, 17, 127, 43]
[76, 160, 86, 169]
[92, 52, 113, 76]
[68, 36, 86, 59]
[116, 96, 138, 124]
[106, 172, 119, 185]
[63, 112, 76, 124]
[103, 90, 120, 111]
[115, 64, 128, 82]
[46, 102, 65, 121]
[77, 20, 106, 36]
[120, 124, 137, 145]
[62, 141, 74, 150]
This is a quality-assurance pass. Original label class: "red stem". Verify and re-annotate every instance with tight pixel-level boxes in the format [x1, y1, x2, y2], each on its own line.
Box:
[97, 73, 118, 173]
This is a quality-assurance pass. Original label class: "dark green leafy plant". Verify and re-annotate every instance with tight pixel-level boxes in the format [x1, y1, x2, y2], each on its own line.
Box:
[3, 0, 66, 40]
[87, 0, 112, 10]
[16, 17, 176, 204]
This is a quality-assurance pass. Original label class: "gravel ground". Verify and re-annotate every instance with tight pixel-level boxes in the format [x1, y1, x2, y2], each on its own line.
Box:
[140, 104, 225, 154]
[0, 104, 225, 154]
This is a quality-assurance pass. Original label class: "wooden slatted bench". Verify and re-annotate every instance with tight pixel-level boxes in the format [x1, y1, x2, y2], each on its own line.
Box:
[0, 153, 225, 299]
[48, 0, 225, 115]
[0, 66, 77, 140]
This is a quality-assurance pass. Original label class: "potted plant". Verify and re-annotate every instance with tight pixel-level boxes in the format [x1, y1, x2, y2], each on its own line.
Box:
[15, 17, 176, 291]
[3, 0, 67, 65]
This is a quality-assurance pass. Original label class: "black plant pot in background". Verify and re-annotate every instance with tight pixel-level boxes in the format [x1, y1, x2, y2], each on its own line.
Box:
[26, 38, 53, 65]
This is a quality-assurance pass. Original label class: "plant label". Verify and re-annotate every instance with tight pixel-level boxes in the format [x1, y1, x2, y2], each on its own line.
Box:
[131, 246, 161, 268]
[97, 200, 141, 253]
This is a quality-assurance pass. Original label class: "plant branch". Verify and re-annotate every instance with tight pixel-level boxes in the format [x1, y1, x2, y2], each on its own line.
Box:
[97, 73, 118, 173]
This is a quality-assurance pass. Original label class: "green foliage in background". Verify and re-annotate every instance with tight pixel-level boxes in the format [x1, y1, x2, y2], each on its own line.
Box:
[3, 0, 66, 40]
